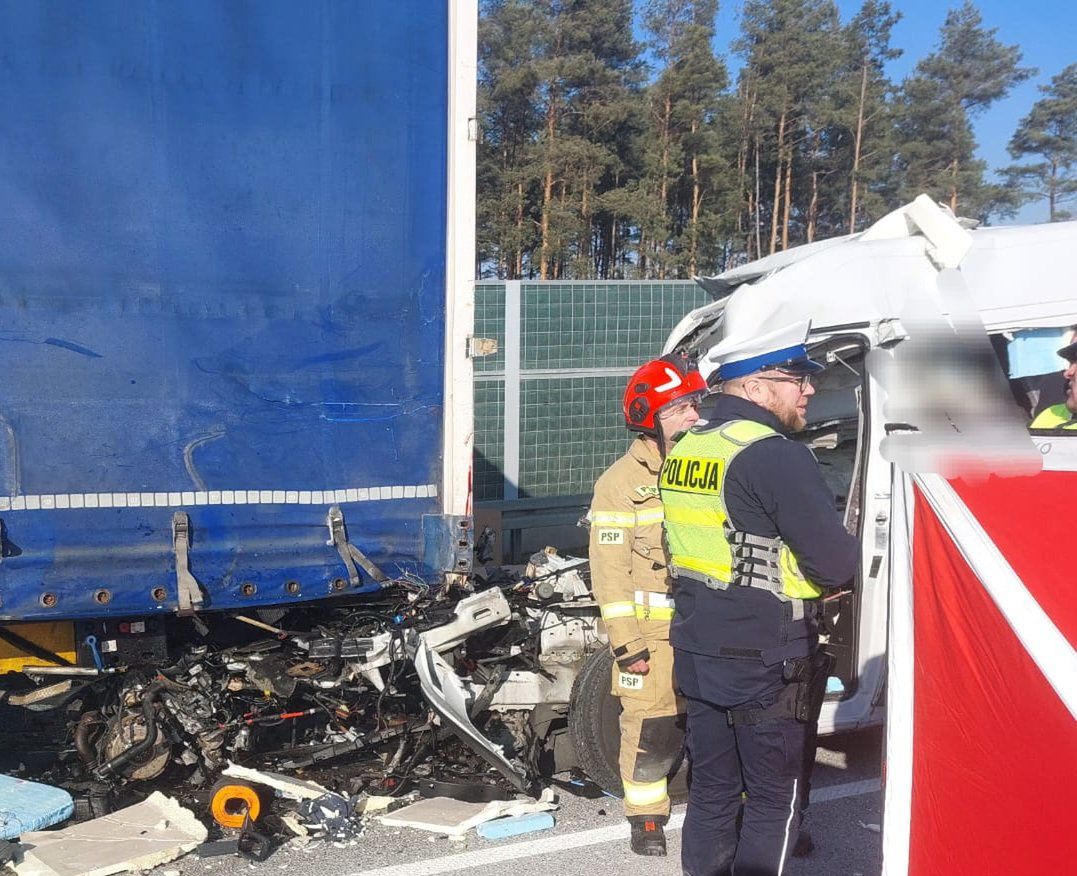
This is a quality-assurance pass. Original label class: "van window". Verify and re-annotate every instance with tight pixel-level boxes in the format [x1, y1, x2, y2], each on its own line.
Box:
[991, 330, 1075, 432]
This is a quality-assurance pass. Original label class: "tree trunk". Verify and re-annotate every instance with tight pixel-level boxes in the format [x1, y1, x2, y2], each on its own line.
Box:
[639, 229, 647, 279]
[1049, 158, 1058, 222]
[539, 161, 555, 279]
[781, 150, 793, 251]
[949, 159, 959, 214]
[514, 181, 524, 279]
[849, 61, 869, 233]
[736, 78, 756, 250]
[689, 119, 701, 276]
[657, 90, 672, 280]
[746, 183, 755, 260]
[580, 174, 591, 275]
[754, 135, 763, 260]
[551, 180, 567, 280]
[769, 109, 786, 255]
[539, 28, 562, 281]
[736, 118, 748, 242]
[807, 169, 819, 243]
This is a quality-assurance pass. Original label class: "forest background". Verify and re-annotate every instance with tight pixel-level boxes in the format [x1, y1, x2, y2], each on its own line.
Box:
[476, 0, 1076, 279]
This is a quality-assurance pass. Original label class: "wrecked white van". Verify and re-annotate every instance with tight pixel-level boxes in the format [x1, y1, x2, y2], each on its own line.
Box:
[453, 196, 1077, 798]
[656, 195, 1076, 738]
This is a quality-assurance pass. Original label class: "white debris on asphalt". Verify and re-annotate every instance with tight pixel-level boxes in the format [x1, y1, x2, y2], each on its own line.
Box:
[221, 763, 332, 801]
[378, 789, 558, 838]
[13, 792, 207, 876]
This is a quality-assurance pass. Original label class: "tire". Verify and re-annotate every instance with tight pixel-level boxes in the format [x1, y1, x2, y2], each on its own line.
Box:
[568, 648, 623, 795]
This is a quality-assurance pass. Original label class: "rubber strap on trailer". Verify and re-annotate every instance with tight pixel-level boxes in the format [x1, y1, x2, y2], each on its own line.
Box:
[326, 505, 388, 585]
[172, 512, 205, 614]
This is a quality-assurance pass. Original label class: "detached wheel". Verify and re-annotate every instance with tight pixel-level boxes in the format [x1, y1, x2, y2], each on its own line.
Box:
[568, 648, 623, 795]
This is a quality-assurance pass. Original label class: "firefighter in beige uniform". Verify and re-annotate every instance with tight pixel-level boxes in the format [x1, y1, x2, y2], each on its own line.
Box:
[588, 354, 706, 856]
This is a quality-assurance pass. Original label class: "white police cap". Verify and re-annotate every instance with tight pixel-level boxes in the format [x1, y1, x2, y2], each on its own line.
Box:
[702, 319, 824, 382]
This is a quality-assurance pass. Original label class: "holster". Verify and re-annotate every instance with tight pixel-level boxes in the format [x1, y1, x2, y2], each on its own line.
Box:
[787, 648, 834, 724]
[726, 648, 835, 727]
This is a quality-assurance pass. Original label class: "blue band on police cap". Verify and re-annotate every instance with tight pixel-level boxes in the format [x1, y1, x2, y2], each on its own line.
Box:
[718, 344, 808, 380]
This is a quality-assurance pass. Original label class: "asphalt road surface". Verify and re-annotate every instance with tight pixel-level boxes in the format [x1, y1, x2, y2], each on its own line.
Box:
[165, 728, 883, 876]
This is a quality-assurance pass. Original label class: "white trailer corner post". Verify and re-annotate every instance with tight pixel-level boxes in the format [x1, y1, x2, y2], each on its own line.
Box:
[443, 0, 479, 519]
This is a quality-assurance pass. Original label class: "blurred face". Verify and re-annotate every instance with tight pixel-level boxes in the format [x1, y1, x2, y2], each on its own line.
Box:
[1065, 359, 1077, 414]
[657, 397, 701, 452]
[745, 370, 815, 431]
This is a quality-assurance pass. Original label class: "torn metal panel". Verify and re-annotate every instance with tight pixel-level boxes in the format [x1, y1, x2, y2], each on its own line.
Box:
[409, 632, 531, 793]
[419, 588, 512, 653]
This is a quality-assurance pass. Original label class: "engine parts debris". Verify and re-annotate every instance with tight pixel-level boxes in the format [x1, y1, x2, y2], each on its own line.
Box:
[0, 552, 608, 845]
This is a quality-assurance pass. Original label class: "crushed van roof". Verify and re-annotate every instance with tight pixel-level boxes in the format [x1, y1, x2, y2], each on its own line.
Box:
[667, 198, 1077, 355]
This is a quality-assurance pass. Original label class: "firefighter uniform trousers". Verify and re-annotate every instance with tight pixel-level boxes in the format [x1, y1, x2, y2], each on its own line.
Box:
[589, 437, 684, 819]
[612, 637, 681, 817]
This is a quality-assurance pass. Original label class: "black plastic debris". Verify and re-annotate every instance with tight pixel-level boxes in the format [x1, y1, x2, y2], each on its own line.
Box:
[295, 792, 361, 841]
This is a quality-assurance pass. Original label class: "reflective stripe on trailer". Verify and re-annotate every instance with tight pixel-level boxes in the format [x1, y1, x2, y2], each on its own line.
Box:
[0, 484, 438, 512]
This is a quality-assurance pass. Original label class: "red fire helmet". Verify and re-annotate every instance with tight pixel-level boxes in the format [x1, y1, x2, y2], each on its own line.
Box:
[622, 354, 706, 434]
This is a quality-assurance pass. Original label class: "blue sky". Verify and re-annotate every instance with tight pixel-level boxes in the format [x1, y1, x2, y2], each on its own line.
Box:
[671, 0, 1075, 224]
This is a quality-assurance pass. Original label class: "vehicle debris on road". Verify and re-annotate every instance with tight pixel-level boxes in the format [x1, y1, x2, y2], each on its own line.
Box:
[0, 554, 606, 858]
[378, 787, 558, 838]
[10, 792, 206, 876]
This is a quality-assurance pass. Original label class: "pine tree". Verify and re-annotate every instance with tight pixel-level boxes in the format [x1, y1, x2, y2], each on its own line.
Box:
[477, 0, 546, 278]
[531, 0, 640, 279]
[735, 0, 844, 254]
[896, 1, 1035, 220]
[1002, 64, 1077, 222]
[843, 0, 902, 232]
[637, 0, 730, 277]
[477, 0, 1049, 278]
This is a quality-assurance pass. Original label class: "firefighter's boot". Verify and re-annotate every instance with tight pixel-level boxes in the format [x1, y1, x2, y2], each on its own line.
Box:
[629, 816, 667, 856]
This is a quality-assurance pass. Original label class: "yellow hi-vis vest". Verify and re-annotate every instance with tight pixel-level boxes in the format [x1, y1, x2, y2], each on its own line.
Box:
[659, 419, 824, 602]
[1030, 404, 1077, 430]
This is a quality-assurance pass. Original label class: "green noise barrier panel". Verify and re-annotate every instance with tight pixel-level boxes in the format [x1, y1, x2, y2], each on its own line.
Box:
[474, 281, 710, 501]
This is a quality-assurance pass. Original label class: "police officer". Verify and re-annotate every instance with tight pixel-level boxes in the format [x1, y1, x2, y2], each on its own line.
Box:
[660, 322, 859, 876]
[1030, 337, 1077, 430]
[588, 354, 706, 856]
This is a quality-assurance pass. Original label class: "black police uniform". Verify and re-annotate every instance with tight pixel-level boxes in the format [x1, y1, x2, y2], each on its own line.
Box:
[673, 394, 859, 876]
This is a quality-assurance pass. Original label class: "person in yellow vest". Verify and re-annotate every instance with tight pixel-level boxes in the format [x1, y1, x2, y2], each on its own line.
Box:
[1030, 337, 1077, 430]
[588, 354, 706, 856]
[661, 321, 858, 876]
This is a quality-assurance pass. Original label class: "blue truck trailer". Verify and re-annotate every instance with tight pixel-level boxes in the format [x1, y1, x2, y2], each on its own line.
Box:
[0, 1, 578, 814]
[0, 0, 476, 625]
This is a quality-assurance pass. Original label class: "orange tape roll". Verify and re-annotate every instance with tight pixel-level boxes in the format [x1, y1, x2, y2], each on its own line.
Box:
[209, 780, 263, 829]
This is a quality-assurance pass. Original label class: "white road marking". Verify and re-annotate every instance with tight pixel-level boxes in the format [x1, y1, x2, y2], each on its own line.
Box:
[348, 778, 882, 876]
